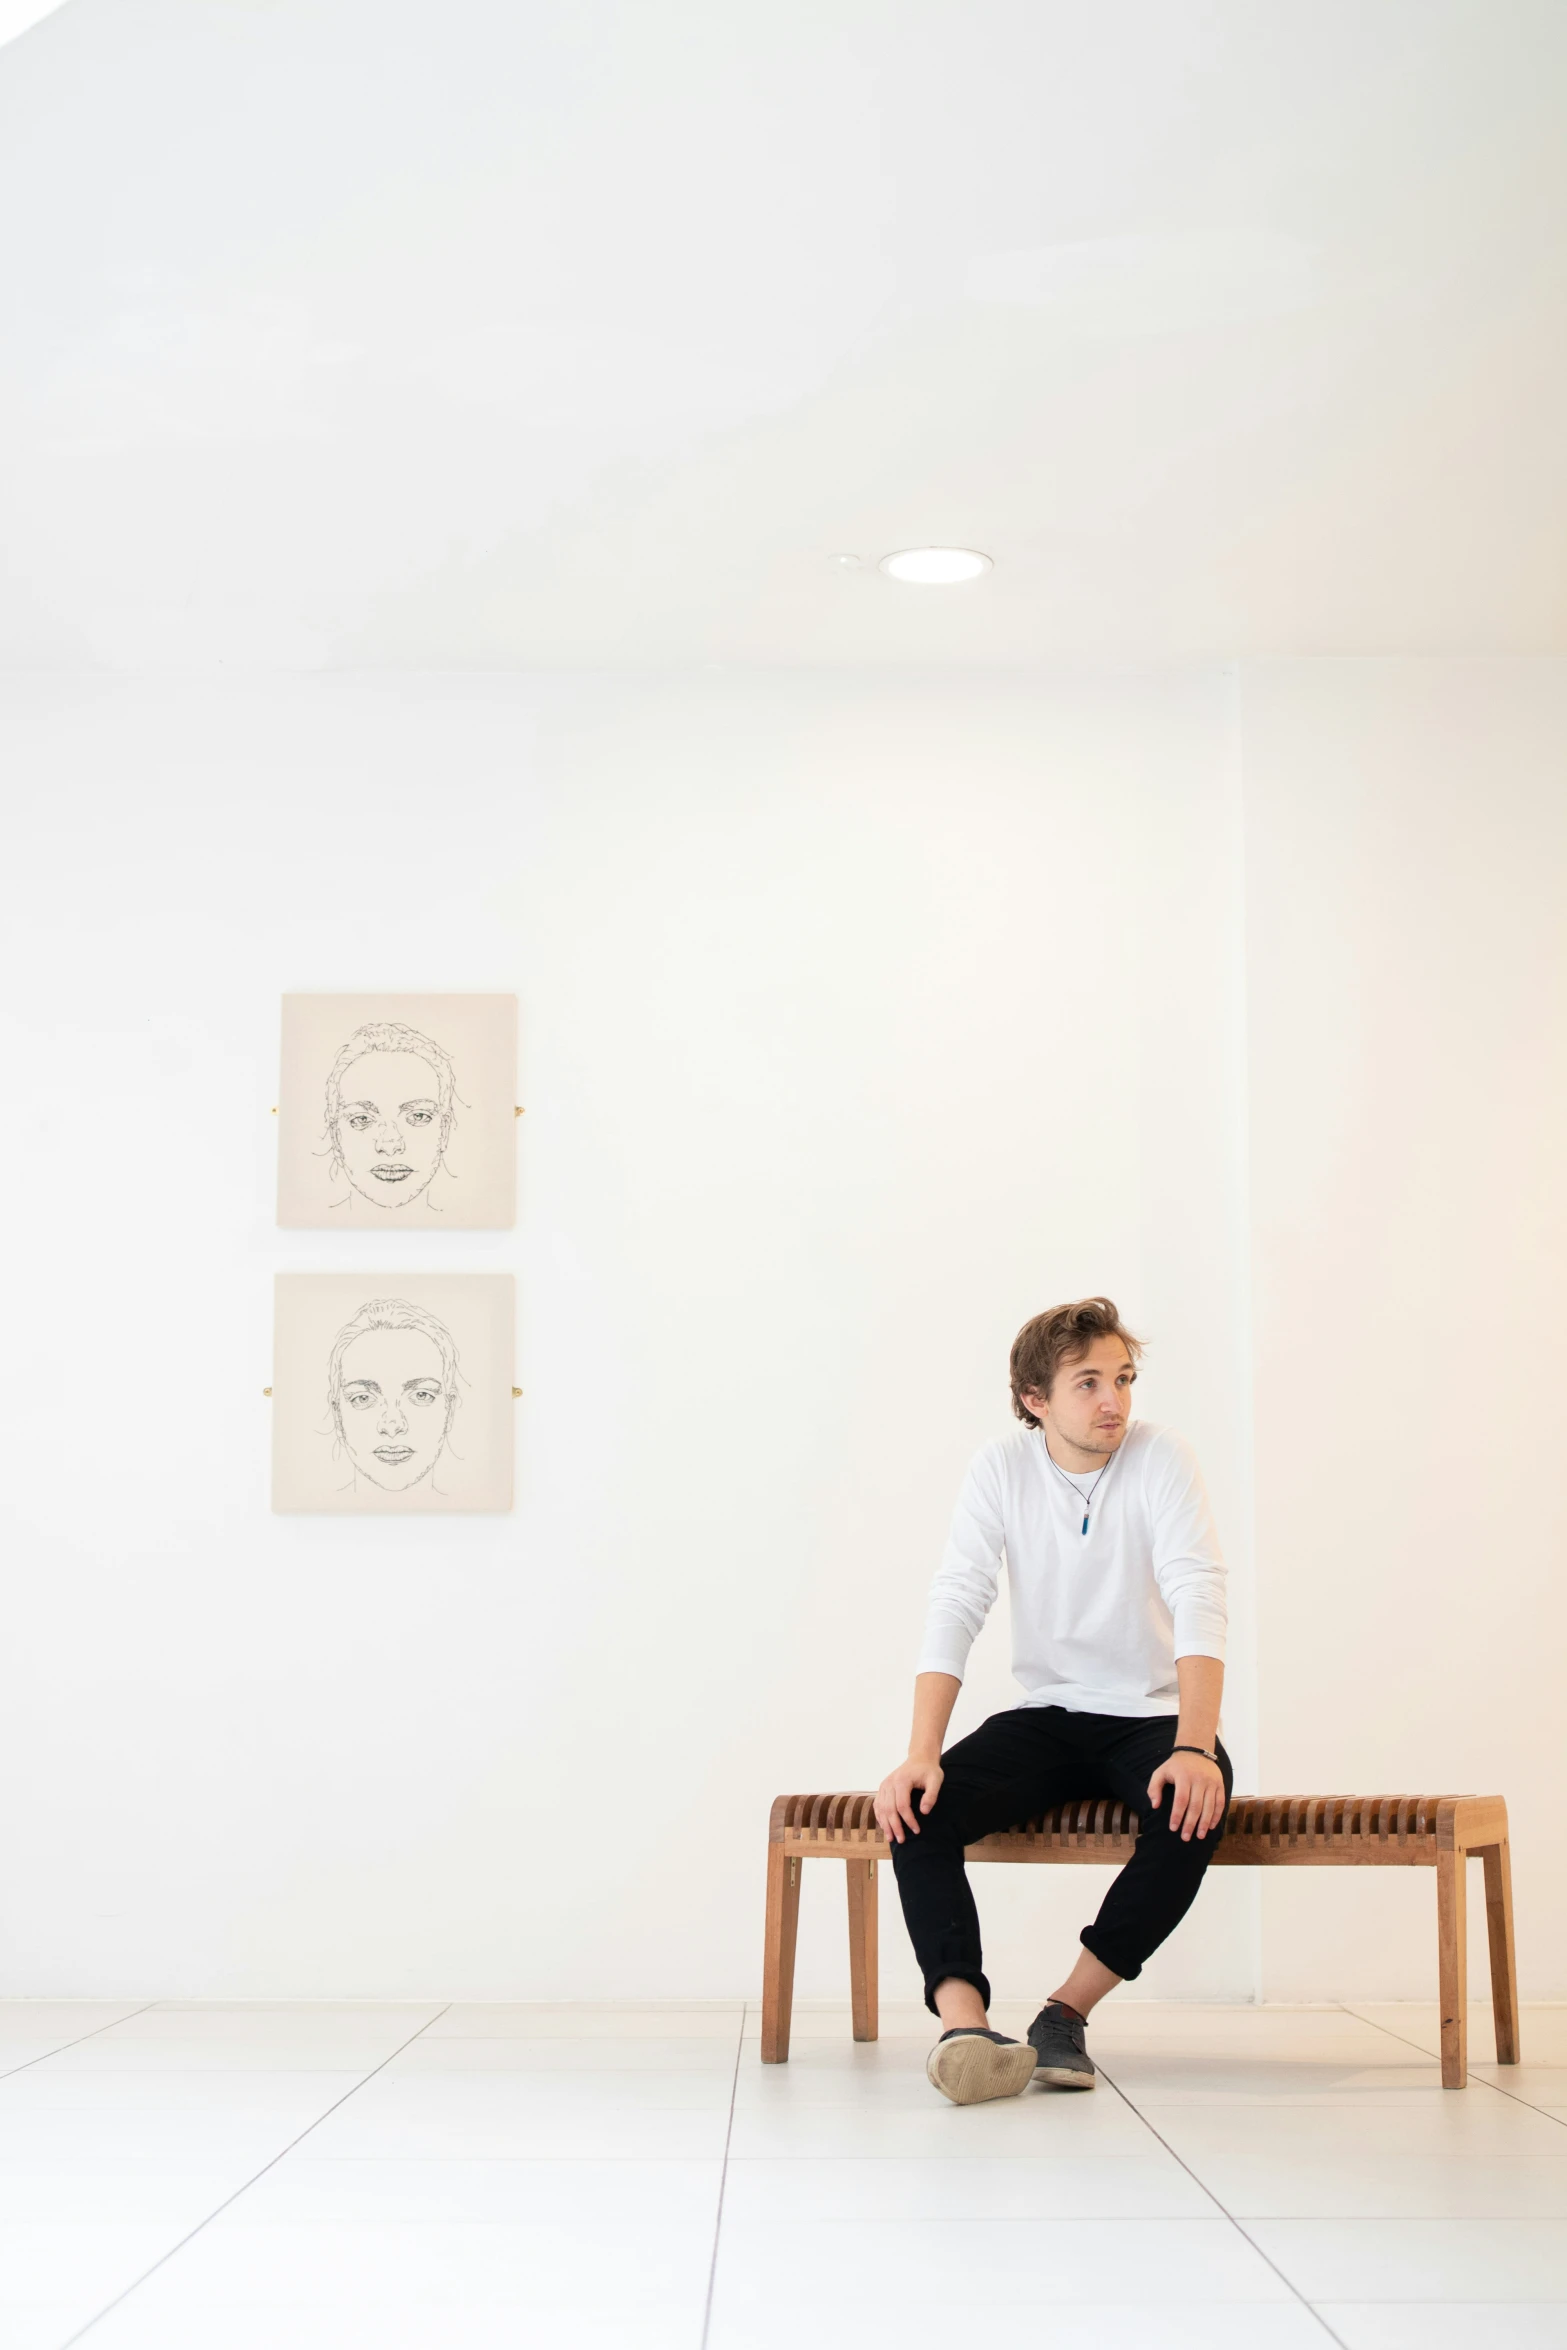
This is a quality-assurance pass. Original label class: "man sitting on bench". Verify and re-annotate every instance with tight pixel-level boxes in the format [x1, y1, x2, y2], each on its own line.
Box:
[874, 1297, 1233, 2106]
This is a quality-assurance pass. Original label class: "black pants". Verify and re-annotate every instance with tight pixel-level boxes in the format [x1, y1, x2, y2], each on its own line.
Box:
[891, 1706, 1234, 2014]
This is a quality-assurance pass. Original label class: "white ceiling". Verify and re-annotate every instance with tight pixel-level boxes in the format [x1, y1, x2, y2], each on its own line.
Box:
[0, 1, 68, 49]
[3, 0, 1565, 669]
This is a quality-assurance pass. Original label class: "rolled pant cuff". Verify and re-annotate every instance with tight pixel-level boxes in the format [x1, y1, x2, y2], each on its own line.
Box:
[923, 1967, 991, 2018]
[1079, 1926, 1141, 1982]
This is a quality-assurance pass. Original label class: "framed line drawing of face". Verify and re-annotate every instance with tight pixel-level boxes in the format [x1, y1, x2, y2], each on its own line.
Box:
[272, 1273, 514, 1514]
[276, 994, 517, 1228]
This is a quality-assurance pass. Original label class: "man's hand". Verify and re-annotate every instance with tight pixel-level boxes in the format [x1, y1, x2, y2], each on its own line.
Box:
[1147, 1751, 1226, 1842]
[875, 1757, 944, 1845]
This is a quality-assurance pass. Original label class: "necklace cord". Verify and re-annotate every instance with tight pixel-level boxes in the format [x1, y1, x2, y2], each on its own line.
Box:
[1043, 1442, 1117, 1535]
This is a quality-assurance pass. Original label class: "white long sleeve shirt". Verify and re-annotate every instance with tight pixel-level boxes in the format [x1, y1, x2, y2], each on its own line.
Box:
[916, 1420, 1227, 1717]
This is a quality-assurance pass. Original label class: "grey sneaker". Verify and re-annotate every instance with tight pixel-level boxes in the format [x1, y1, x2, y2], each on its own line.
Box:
[1026, 2000, 1096, 2090]
[926, 2027, 1039, 2106]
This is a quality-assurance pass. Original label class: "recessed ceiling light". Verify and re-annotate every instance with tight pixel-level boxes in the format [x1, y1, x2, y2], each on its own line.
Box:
[878, 547, 992, 585]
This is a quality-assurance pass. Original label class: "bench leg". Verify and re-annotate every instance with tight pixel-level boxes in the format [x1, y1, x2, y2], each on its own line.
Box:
[1481, 1839, 1521, 2066]
[761, 1846, 801, 2064]
[1437, 1845, 1468, 2088]
[846, 1858, 879, 2043]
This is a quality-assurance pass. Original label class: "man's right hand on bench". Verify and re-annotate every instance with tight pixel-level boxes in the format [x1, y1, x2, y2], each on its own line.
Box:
[874, 1670, 960, 1843]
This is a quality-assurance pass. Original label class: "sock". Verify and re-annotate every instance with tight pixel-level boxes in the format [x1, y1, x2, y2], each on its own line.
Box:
[1045, 1999, 1087, 2026]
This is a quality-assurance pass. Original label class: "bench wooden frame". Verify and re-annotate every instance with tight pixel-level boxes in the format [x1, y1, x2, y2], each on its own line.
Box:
[763, 1791, 1518, 2088]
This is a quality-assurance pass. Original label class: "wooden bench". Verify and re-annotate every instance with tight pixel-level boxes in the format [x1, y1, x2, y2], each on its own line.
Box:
[764, 1791, 1518, 2088]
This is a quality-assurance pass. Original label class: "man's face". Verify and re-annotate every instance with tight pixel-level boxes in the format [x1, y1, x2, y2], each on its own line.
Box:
[336, 1325, 451, 1491]
[333, 1051, 446, 1209]
[1026, 1335, 1136, 1457]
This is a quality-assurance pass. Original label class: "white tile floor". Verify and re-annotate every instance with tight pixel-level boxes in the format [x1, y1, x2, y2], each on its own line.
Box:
[0, 1999, 1563, 2348]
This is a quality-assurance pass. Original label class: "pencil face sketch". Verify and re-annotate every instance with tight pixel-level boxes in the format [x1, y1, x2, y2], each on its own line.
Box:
[273, 1272, 514, 1514]
[327, 1297, 459, 1493]
[277, 995, 517, 1229]
[326, 1026, 455, 1214]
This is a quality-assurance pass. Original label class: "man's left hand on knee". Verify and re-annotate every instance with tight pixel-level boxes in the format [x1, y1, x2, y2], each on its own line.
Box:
[1147, 1751, 1227, 1842]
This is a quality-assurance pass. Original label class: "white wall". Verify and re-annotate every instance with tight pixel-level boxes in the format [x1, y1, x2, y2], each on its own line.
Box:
[1243, 658, 1567, 2001]
[0, 667, 1256, 2004]
[6, 659, 1560, 2006]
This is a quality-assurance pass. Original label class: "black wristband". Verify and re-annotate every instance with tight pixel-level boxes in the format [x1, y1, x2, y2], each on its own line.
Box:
[1172, 1744, 1218, 1763]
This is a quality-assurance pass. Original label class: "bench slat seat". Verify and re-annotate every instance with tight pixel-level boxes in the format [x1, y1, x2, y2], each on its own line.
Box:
[762, 1790, 1517, 2087]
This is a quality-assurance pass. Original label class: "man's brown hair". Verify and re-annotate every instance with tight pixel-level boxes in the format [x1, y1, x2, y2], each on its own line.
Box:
[1009, 1296, 1144, 1426]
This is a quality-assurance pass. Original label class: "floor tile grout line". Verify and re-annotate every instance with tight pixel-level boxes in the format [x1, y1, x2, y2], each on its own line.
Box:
[0, 2002, 162, 2083]
[699, 1999, 746, 2350]
[1094, 2057, 1351, 2349]
[1342, 2002, 1567, 2134]
[56, 2002, 453, 2348]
